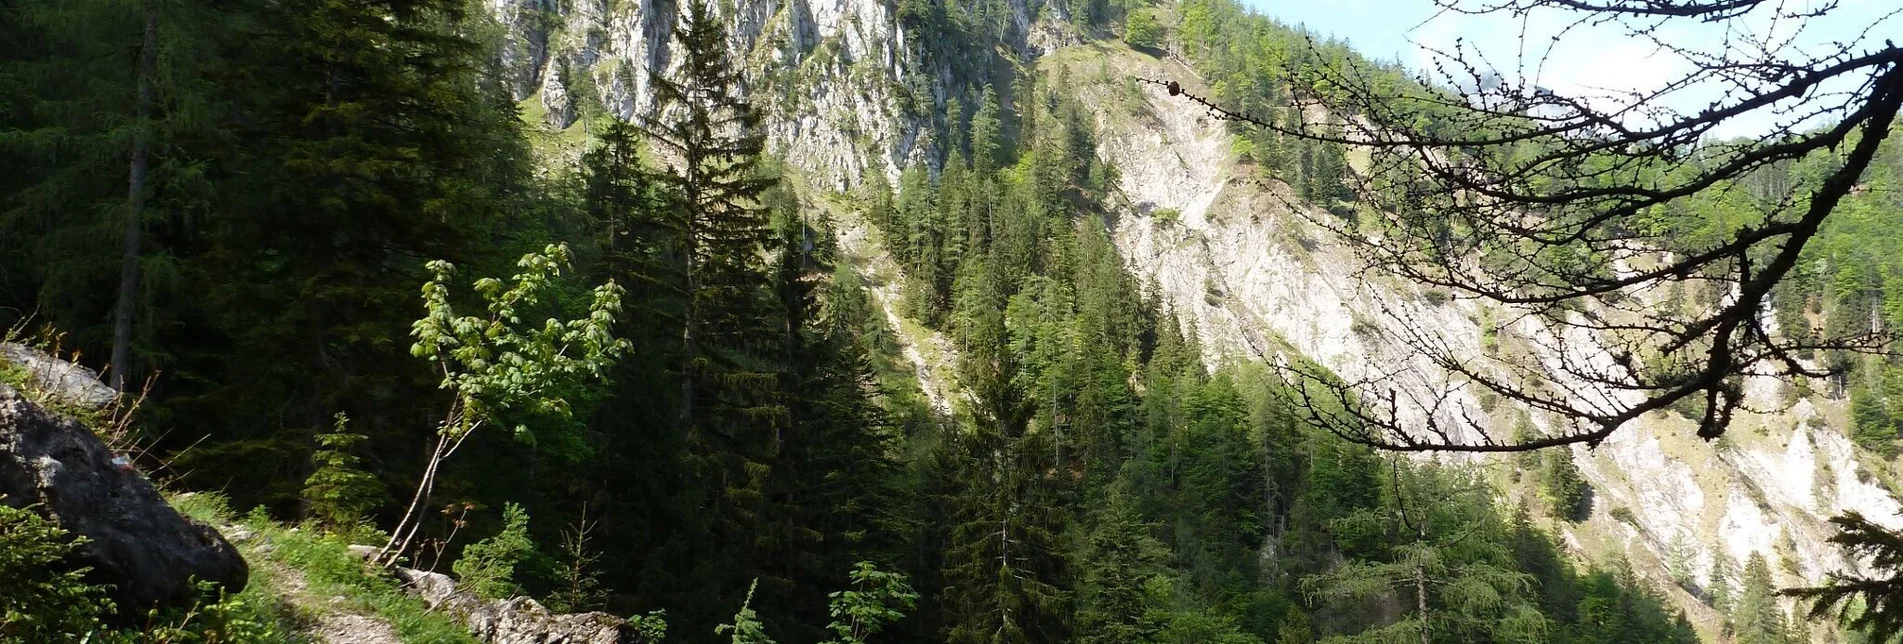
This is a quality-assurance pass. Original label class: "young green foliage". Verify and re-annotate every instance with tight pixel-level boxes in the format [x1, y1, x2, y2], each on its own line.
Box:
[410, 243, 631, 439]
[380, 243, 630, 566]
[302, 412, 388, 532]
[452, 503, 537, 600]
[717, 580, 776, 644]
[823, 562, 919, 644]
[0, 501, 115, 640]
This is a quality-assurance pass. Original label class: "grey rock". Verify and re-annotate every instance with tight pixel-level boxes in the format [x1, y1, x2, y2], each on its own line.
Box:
[396, 568, 638, 643]
[345, 544, 379, 561]
[0, 382, 248, 613]
[0, 343, 118, 410]
[223, 524, 256, 544]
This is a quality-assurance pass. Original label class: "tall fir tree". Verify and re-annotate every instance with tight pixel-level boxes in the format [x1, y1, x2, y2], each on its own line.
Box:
[635, 0, 793, 632]
[160, 0, 533, 512]
[1735, 552, 1790, 644]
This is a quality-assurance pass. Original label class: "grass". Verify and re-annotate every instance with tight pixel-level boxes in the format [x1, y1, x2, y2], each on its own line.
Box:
[518, 91, 594, 164]
[258, 518, 480, 643]
[169, 492, 479, 644]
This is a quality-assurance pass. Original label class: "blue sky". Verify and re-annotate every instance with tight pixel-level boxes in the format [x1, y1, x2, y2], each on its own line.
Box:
[1238, 0, 1901, 138]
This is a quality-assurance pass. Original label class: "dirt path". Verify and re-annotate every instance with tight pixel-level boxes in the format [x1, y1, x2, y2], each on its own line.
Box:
[273, 561, 403, 644]
[224, 526, 403, 644]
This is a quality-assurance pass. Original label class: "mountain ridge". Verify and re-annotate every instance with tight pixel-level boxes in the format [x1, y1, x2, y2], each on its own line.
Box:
[491, 1, 1899, 640]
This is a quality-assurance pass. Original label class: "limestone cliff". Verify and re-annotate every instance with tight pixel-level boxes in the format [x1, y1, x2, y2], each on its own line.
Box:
[1058, 42, 1900, 639]
[487, 0, 1078, 190]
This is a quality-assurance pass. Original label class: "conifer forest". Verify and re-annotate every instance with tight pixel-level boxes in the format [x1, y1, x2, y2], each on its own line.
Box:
[4, 0, 1903, 642]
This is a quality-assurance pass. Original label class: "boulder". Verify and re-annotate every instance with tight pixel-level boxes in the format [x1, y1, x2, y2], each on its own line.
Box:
[0, 342, 118, 410]
[0, 381, 248, 613]
[396, 568, 639, 644]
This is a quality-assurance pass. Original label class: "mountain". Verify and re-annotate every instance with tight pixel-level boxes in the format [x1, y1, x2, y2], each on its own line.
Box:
[486, 0, 1903, 638]
[5, 0, 1901, 640]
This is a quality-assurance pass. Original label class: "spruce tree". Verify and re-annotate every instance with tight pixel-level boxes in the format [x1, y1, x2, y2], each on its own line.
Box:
[160, 0, 534, 513]
[1074, 486, 1170, 643]
[940, 425, 1071, 644]
[302, 413, 387, 531]
[1540, 448, 1591, 522]
[1302, 465, 1549, 644]
[0, 0, 216, 386]
[583, 118, 667, 285]
[1735, 552, 1789, 644]
[1709, 547, 1736, 614]
[639, 0, 781, 433]
[637, 0, 792, 631]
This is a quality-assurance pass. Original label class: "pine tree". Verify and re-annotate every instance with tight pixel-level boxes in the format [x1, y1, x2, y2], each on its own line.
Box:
[160, 0, 535, 513]
[1734, 552, 1789, 644]
[1074, 486, 1170, 643]
[302, 413, 387, 531]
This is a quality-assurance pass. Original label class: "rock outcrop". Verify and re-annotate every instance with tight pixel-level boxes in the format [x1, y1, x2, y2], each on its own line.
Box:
[489, 0, 1081, 190]
[0, 378, 247, 613]
[397, 567, 643, 644]
[1, 342, 118, 410]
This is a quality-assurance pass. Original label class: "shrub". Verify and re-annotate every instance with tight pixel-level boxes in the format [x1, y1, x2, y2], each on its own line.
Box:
[453, 503, 536, 600]
[0, 501, 115, 640]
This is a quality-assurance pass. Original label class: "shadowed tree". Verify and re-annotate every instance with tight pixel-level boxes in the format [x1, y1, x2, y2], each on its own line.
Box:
[1785, 511, 1903, 641]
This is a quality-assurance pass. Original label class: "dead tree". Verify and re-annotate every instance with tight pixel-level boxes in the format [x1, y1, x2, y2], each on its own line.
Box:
[1153, 0, 1903, 452]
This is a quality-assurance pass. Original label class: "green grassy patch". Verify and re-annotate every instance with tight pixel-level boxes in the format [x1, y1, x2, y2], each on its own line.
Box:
[170, 492, 476, 644]
[257, 520, 479, 644]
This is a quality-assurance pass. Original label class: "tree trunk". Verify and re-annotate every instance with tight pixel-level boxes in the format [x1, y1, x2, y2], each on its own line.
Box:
[1417, 563, 1429, 644]
[112, 6, 159, 392]
[679, 165, 700, 425]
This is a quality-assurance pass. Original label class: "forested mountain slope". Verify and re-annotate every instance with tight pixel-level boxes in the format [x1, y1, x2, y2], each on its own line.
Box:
[6, 0, 1903, 640]
[485, 0, 1903, 637]
[482, 0, 1903, 635]
[1063, 37, 1903, 640]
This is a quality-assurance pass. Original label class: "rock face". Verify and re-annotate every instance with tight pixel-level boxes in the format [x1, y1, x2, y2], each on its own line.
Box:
[0, 381, 248, 613]
[1066, 46, 1897, 633]
[489, 0, 1078, 190]
[1, 342, 118, 410]
[397, 568, 642, 644]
